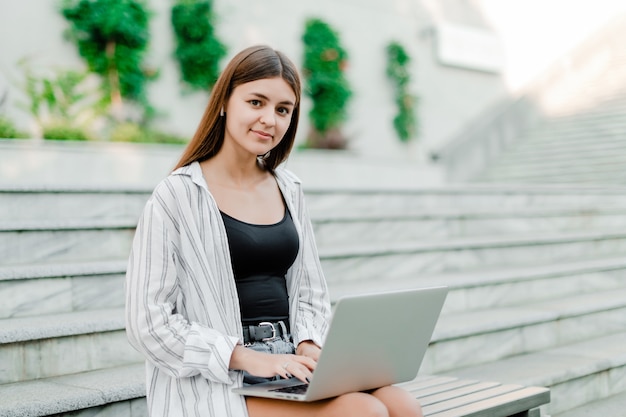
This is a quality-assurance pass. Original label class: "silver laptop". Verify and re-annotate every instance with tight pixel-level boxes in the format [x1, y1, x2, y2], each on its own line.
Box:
[232, 286, 448, 402]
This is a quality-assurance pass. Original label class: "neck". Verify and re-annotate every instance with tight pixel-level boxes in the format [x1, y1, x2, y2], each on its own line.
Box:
[203, 150, 267, 190]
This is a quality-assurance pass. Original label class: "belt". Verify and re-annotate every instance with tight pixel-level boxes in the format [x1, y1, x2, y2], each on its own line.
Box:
[242, 321, 288, 344]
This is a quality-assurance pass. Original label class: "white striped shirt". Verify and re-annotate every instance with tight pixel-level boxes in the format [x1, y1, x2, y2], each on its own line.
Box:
[125, 161, 331, 416]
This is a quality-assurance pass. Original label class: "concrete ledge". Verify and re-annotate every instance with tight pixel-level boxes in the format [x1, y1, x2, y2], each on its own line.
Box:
[319, 229, 626, 259]
[0, 259, 126, 281]
[0, 308, 124, 344]
[0, 139, 444, 189]
[0, 363, 145, 417]
[554, 391, 626, 417]
[0, 218, 136, 232]
[442, 332, 626, 415]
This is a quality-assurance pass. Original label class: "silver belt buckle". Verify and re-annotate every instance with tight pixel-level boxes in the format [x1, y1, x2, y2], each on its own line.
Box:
[258, 322, 277, 341]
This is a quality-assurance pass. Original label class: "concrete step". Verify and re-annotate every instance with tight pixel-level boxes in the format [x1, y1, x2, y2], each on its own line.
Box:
[313, 207, 626, 247]
[553, 391, 626, 417]
[329, 255, 626, 314]
[0, 220, 136, 265]
[529, 111, 626, 134]
[496, 142, 626, 165]
[5, 203, 626, 259]
[515, 132, 626, 152]
[3, 254, 625, 322]
[5, 184, 626, 222]
[484, 155, 626, 176]
[0, 260, 126, 319]
[6, 218, 626, 279]
[522, 121, 626, 142]
[320, 230, 626, 284]
[476, 169, 626, 185]
[0, 363, 146, 417]
[0, 187, 150, 222]
[423, 288, 626, 375]
[441, 331, 626, 416]
[0, 309, 141, 384]
[478, 169, 626, 186]
[304, 186, 626, 217]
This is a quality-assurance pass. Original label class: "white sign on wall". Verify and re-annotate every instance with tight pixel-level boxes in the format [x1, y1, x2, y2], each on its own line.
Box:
[435, 23, 505, 73]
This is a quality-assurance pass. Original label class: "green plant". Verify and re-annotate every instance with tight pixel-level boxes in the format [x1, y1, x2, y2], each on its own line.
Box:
[171, 0, 226, 91]
[17, 62, 96, 139]
[61, 0, 154, 116]
[0, 116, 28, 139]
[386, 41, 418, 142]
[43, 122, 90, 140]
[302, 18, 352, 149]
[110, 122, 187, 144]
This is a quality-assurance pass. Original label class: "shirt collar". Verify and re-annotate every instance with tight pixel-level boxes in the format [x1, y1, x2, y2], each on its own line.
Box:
[172, 161, 209, 192]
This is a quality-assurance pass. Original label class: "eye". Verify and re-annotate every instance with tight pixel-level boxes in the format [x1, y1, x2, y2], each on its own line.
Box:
[249, 99, 262, 107]
[277, 107, 290, 116]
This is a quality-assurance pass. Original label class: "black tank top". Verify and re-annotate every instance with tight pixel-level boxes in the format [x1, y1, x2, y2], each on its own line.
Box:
[220, 209, 299, 325]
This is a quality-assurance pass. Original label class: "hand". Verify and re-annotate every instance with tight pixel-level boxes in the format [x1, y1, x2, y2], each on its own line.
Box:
[296, 340, 322, 362]
[230, 345, 316, 384]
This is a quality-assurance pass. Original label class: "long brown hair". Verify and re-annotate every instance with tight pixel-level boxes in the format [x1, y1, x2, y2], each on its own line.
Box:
[174, 45, 302, 171]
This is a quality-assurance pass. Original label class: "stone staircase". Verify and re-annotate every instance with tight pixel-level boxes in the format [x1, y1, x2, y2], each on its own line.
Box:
[473, 14, 626, 186]
[2, 183, 626, 416]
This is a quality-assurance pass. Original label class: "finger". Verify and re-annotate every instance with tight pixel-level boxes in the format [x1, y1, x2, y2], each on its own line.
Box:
[279, 361, 294, 380]
[281, 361, 312, 383]
[286, 363, 311, 383]
[292, 355, 317, 371]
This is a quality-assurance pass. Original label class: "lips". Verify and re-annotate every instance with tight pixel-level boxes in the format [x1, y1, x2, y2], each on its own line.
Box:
[251, 129, 273, 139]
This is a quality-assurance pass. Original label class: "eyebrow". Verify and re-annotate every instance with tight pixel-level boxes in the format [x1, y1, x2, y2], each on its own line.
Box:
[250, 92, 295, 106]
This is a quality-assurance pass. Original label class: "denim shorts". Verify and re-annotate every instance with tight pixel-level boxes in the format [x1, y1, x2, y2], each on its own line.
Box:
[242, 337, 295, 385]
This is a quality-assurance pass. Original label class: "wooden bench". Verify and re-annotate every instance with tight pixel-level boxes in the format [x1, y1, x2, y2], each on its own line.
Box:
[399, 375, 551, 417]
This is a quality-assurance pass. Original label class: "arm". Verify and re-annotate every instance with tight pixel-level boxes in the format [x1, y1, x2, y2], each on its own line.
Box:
[125, 194, 239, 384]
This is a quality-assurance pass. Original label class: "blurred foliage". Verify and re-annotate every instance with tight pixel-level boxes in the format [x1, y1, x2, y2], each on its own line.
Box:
[302, 18, 351, 149]
[109, 122, 187, 144]
[0, 116, 28, 139]
[61, 0, 155, 117]
[43, 122, 90, 140]
[386, 41, 418, 142]
[17, 62, 96, 140]
[171, 0, 226, 91]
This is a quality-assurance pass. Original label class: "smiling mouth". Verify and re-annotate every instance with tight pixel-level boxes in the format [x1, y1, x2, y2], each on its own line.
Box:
[252, 129, 274, 139]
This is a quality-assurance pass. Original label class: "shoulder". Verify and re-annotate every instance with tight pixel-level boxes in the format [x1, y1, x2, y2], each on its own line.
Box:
[150, 163, 204, 208]
[274, 166, 302, 189]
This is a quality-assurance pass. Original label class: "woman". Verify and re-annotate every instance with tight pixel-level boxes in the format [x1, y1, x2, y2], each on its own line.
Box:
[125, 45, 423, 417]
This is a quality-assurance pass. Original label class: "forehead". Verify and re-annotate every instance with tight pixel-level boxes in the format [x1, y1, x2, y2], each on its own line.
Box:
[233, 78, 296, 103]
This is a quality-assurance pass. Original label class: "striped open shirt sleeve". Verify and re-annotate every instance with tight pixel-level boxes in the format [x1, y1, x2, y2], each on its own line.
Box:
[125, 186, 239, 384]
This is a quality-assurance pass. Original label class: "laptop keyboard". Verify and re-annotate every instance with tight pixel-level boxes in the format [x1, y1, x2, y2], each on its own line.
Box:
[269, 383, 309, 395]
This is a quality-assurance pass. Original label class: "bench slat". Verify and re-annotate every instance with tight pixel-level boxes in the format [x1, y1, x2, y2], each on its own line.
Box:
[412, 379, 483, 399]
[419, 381, 504, 407]
[424, 385, 550, 417]
[422, 383, 523, 414]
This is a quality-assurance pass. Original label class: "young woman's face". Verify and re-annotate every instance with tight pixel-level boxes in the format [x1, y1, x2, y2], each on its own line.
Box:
[223, 77, 296, 159]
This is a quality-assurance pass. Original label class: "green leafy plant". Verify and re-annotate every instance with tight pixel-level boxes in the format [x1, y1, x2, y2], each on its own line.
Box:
[302, 18, 352, 149]
[171, 0, 226, 91]
[43, 122, 90, 140]
[61, 0, 154, 117]
[0, 91, 28, 138]
[0, 116, 28, 139]
[17, 62, 94, 140]
[109, 122, 187, 144]
[386, 41, 418, 142]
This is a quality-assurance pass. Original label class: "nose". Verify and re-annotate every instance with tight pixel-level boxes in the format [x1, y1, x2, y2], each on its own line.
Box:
[259, 108, 276, 127]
